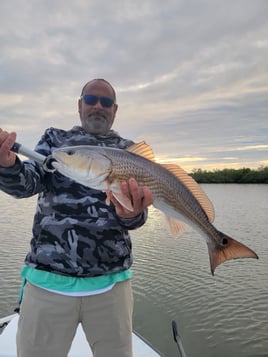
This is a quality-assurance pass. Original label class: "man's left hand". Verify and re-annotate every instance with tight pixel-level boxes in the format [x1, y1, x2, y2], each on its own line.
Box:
[110, 178, 153, 218]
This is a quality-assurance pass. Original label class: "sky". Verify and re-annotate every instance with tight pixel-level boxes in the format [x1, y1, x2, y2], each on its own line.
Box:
[0, 0, 267, 172]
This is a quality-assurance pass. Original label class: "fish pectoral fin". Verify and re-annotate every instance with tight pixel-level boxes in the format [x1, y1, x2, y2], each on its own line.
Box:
[126, 142, 156, 161]
[166, 216, 188, 237]
[111, 192, 134, 212]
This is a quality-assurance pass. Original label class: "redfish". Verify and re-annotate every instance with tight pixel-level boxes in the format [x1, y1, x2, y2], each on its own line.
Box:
[49, 142, 258, 275]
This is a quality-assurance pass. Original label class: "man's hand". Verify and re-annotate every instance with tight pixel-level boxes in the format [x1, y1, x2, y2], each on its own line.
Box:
[0, 129, 17, 167]
[110, 178, 153, 219]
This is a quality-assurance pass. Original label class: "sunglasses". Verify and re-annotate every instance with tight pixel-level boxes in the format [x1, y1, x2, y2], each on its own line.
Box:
[81, 94, 115, 108]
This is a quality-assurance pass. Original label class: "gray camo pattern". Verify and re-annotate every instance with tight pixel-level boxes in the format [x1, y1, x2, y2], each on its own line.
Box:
[0, 126, 147, 277]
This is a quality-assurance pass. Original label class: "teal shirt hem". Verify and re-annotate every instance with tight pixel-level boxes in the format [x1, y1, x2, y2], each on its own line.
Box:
[20, 266, 132, 293]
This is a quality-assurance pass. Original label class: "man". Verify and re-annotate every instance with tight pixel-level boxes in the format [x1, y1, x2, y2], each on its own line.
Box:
[0, 79, 153, 357]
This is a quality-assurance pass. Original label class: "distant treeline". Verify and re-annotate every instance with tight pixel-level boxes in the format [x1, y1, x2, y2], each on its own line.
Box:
[189, 166, 268, 184]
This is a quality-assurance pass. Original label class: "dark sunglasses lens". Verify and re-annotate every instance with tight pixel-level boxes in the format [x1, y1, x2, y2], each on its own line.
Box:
[83, 95, 114, 108]
[83, 95, 98, 106]
[100, 97, 114, 108]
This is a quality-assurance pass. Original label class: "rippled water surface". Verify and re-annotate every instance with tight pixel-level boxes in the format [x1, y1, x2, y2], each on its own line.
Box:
[0, 185, 268, 356]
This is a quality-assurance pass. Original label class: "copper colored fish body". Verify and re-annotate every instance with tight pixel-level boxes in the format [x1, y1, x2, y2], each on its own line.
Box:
[50, 142, 258, 275]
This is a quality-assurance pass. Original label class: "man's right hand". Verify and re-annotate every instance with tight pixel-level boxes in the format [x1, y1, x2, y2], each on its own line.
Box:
[0, 129, 17, 167]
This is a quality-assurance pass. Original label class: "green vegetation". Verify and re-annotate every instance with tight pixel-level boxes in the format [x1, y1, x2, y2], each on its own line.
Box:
[190, 166, 268, 184]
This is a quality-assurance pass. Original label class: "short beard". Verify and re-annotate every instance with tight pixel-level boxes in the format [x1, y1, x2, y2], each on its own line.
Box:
[82, 113, 109, 135]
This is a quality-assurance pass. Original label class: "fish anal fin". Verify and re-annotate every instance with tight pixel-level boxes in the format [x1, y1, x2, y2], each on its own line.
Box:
[162, 163, 215, 223]
[208, 233, 259, 275]
[126, 142, 155, 161]
[166, 216, 188, 237]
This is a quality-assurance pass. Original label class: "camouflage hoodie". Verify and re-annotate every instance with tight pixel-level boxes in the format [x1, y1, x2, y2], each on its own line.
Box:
[0, 126, 147, 277]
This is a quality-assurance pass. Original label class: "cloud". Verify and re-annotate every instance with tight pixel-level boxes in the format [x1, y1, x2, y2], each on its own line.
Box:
[0, 0, 267, 170]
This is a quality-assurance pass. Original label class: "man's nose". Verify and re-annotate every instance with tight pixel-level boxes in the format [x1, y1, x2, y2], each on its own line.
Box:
[93, 99, 103, 109]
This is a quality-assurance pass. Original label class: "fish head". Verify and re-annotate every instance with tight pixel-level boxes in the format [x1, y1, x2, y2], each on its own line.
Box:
[51, 146, 111, 189]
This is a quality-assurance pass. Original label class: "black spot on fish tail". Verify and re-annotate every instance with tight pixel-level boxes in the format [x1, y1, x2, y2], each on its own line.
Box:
[221, 237, 229, 246]
[208, 230, 258, 275]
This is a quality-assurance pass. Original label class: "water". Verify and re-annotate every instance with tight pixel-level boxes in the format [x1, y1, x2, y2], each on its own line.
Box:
[0, 184, 267, 357]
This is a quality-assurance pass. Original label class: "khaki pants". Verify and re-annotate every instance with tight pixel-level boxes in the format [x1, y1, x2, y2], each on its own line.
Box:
[17, 280, 133, 357]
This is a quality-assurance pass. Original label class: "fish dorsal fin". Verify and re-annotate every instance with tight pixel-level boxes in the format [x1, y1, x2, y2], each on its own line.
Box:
[126, 142, 155, 161]
[162, 163, 215, 223]
[166, 216, 188, 237]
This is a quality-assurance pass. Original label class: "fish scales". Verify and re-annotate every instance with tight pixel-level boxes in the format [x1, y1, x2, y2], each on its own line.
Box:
[105, 148, 211, 232]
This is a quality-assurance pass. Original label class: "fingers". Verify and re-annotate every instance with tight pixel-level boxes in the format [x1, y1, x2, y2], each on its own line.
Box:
[141, 185, 154, 208]
[114, 178, 153, 219]
[0, 129, 16, 150]
[126, 178, 153, 211]
[0, 128, 17, 167]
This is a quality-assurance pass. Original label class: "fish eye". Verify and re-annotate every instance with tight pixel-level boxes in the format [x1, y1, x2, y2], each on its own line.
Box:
[66, 150, 74, 156]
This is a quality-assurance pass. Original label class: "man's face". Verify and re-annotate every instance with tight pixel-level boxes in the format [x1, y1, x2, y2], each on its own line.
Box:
[78, 80, 118, 135]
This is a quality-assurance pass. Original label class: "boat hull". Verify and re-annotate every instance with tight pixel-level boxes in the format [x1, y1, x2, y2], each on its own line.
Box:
[0, 314, 162, 356]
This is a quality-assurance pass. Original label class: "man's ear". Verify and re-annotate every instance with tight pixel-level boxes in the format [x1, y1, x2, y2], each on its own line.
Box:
[113, 103, 118, 116]
[78, 98, 82, 114]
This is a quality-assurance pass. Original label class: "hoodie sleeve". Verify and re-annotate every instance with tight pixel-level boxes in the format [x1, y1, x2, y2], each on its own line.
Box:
[117, 208, 148, 230]
[0, 156, 47, 199]
[0, 128, 60, 198]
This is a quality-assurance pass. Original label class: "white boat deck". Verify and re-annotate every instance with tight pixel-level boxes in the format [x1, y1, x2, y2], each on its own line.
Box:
[0, 314, 162, 357]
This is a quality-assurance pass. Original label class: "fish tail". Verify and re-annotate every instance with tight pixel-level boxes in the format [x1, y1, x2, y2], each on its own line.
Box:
[208, 231, 259, 275]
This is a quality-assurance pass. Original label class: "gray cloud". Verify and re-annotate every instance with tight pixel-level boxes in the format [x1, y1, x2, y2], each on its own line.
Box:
[0, 0, 267, 170]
